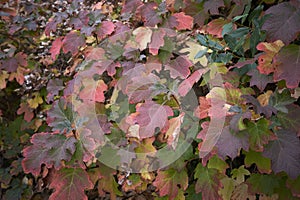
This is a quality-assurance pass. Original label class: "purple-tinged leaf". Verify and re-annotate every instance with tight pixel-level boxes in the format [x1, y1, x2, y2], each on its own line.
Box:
[22, 132, 77, 176]
[49, 168, 93, 200]
[62, 31, 86, 56]
[46, 78, 64, 103]
[273, 44, 300, 89]
[247, 68, 273, 91]
[216, 126, 249, 160]
[262, 2, 300, 45]
[263, 129, 300, 179]
[165, 56, 192, 79]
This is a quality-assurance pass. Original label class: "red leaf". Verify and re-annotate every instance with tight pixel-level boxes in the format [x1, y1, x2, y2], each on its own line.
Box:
[149, 29, 165, 55]
[22, 132, 77, 176]
[134, 101, 173, 139]
[126, 73, 160, 103]
[139, 2, 163, 27]
[178, 68, 208, 96]
[15, 52, 27, 67]
[17, 102, 34, 122]
[96, 21, 115, 40]
[165, 56, 192, 79]
[204, 0, 225, 15]
[84, 47, 105, 60]
[0, 52, 27, 72]
[153, 168, 188, 200]
[172, 12, 194, 30]
[49, 37, 63, 60]
[121, 0, 143, 14]
[273, 44, 300, 88]
[183, 0, 210, 26]
[256, 40, 284, 75]
[49, 168, 93, 200]
[79, 79, 108, 103]
[62, 31, 86, 56]
[204, 18, 232, 38]
[45, 17, 60, 36]
[262, 1, 300, 45]
[45, 13, 67, 36]
[194, 97, 211, 119]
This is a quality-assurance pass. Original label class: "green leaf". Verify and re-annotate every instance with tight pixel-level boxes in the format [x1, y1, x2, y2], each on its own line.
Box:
[231, 165, 250, 184]
[276, 104, 300, 136]
[286, 176, 300, 198]
[207, 155, 228, 173]
[46, 98, 74, 134]
[244, 150, 271, 174]
[194, 163, 224, 200]
[219, 177, 235, 200]
[269, 89, 295, 113]
[186, 184, 203, 200]
[88, 164, 122, 199]
[243, 118, 276, 151]
[246, 173, 280, 196]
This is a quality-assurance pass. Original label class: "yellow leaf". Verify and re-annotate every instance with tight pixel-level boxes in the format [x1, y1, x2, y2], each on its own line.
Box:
[27, 93, 43, 109]
[179, 41, 209, 66]
[0, 71, 9, 89]
[257, 90, 273, 106]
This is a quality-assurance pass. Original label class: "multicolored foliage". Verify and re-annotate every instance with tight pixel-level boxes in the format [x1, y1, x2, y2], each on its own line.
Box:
[0, 0, 300, 199]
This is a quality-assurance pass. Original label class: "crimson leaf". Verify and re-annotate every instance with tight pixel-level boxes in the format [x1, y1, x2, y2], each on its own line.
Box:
[62, 31, 86, 56]
[49, 168, 93, 200]
[134, 100, 173, 139]
[95, 21, 115, 40]
[49, 37, 63, 60]
[172, 12, 194, 30]
[22, 132, 77, 176]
